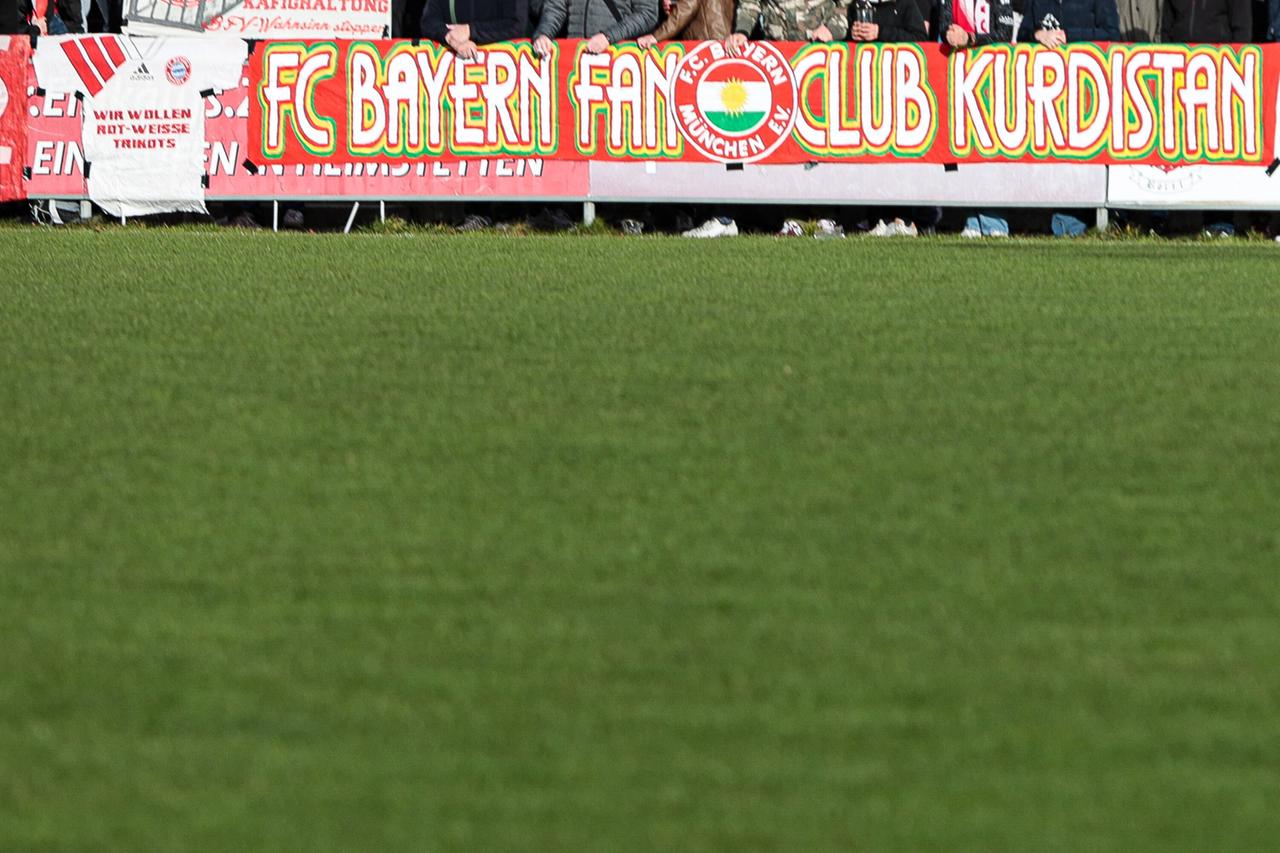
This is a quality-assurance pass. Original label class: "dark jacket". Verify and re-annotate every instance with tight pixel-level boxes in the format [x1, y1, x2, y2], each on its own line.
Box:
[422, 0, 529, 42]
[938, 0, 1015, 41]
[533, 0, 659, 40]
[849, 0, 929, 39]
[915, 0, 939, 33]
[1017, 0, 1120, 38]
[652, 0, 733, 39]
[1161, 0, 1250, 39]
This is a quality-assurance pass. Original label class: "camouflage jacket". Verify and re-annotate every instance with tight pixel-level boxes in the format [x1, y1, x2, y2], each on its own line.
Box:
[733, 0, 851, 38]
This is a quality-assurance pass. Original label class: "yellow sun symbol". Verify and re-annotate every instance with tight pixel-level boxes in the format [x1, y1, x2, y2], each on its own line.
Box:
[719, 79, 749, 115]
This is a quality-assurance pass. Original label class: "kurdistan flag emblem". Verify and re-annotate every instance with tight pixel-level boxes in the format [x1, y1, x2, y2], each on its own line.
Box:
[697, 61, 771, 136]
[670, 40, 798, 163]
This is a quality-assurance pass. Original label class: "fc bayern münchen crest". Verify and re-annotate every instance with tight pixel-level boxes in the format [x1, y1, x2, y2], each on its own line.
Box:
[669, 41, 798, 164]
[165, 55, 192, 86]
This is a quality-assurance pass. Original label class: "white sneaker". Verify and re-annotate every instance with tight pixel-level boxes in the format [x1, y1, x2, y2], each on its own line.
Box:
[868, 219, 891, 237]
[960, 227, 982, 238]
[814, 218, 845, 239]
[886, 218, 918, 237]
[778, 219, 804, 237]
[684, 218, 738, 238]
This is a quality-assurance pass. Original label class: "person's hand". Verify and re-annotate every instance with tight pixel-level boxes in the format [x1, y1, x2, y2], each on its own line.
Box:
[585, 32, 610, 53]
[533, 34, 555, 57]
[446, 24, 474, 54]
[35, 16, 48, 34]
[1034, 28, 1066, 47]
[850, 21, 878, 40]
[725, 32, 748, 55]
[638, 34, 658, 48]
[945, 24, 970, 46]
[811, 24, 833, 41]
[455, 39, 478, 59]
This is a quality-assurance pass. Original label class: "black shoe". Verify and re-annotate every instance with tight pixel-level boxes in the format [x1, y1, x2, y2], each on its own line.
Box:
[530, 207, 574, 232]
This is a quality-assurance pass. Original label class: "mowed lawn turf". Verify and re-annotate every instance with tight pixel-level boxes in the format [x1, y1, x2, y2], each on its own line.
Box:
[1, 230, 1278, 852]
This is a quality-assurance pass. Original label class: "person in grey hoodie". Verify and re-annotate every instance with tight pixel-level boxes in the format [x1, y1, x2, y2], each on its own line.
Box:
[532, 0, 658, 54]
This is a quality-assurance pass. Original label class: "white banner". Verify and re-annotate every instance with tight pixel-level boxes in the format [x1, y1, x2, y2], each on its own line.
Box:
[124, 0, 389, 40]
[1108, 165, 1280, 209]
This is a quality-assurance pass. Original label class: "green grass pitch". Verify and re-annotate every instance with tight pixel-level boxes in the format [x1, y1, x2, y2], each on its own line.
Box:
[1, 229, 1278, 851]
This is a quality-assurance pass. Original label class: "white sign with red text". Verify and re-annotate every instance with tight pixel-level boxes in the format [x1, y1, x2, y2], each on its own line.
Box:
[124, 0, 389, 40]
[33, 35, 246, 216]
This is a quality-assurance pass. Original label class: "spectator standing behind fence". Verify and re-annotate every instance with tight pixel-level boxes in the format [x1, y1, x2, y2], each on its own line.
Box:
[915, 0, 939, 32]
[848, 0, 931, 236]
[847, 0, 928, 40]
[1018, 0, 1119, 43]
[726, 0, 851, 45]
[939, 0, 1014, 237]
[638, 0, 735, 238]
[636, 0, 731, 45]
[1162, 0, 1249, 40]
[423, 0, 530, 58]
[1116, 0, 1159, 38]
[532, 0, 657, 55]
[939, 0, 1014, 45]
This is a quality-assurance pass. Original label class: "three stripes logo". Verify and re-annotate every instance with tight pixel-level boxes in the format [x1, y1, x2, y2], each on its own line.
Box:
[60, 37, 141, 97]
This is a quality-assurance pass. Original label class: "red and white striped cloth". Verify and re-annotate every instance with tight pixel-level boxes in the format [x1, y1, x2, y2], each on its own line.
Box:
[57, 36, 141, 97]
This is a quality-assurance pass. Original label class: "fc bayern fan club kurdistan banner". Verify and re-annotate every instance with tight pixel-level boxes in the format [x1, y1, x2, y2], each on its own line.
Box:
[11, 36, 1280, 209]
[252, 39, 1280, 167]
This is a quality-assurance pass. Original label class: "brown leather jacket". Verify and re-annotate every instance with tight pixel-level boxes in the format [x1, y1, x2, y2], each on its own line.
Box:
[651, 0, 733, 39]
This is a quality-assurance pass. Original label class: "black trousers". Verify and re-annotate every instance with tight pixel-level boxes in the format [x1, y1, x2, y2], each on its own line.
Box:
[86, 0, 121, 31]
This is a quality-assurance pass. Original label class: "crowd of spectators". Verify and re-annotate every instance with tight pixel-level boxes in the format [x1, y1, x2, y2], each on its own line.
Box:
[390, 0, 1274, 52]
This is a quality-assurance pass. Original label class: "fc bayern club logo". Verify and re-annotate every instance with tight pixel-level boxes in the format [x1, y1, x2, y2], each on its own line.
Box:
[165, 56, 192, 86]
[669, 41, 798, 164]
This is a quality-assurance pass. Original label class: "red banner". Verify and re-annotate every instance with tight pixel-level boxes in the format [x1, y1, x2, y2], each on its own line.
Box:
[250, 39, 1279, 167]
[0, 36, 30, 202]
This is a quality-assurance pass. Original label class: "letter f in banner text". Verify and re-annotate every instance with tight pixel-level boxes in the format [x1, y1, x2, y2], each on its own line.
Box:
[259, 43, 339, 158]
